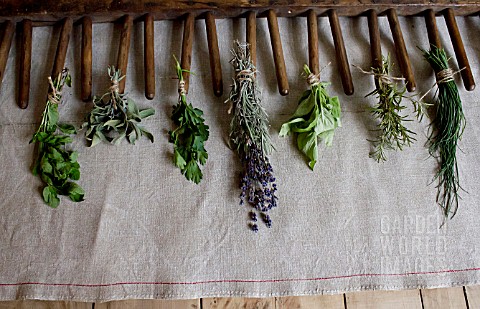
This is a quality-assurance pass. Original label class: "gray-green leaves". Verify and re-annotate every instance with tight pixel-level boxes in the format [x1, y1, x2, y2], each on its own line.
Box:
[31, 69, 84, 208]
[168, 57, 209, 184]
[82, 66, 155, 146]
[280, 64, 341, 170]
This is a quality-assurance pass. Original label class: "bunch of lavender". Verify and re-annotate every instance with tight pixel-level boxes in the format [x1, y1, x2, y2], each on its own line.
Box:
[227, 41, 277, 232]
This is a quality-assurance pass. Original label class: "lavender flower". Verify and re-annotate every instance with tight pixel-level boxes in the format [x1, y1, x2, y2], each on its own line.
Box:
[228, 41, 278, 232]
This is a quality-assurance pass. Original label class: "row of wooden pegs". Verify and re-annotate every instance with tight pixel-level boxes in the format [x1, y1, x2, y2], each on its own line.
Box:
[0, 8, 476, 110]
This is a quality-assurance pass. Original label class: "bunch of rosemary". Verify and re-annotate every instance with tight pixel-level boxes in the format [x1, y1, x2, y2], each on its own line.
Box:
[422, 46, 466, 220]
[82, 66, 155, 146]
[280, 64, 341, 170]
[31, 69, 84, 208]
[168, 57, 209, 184]
[227, 41, 277, 232]
[361, 56, 424, 162]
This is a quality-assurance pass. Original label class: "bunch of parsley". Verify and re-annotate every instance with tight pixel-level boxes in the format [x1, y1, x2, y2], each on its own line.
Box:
[168, 57, 209, 184]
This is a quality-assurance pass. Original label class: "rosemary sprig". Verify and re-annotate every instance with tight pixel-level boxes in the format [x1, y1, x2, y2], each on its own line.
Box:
[168, 57, 209, 184]
[82, 66, 155, 146]
[228, 41, 277, 232]
[280, 64, 341, 170]
[31, 69, 84, 208]
[422, 46, 466, 219]
[364, 56, 419, 162]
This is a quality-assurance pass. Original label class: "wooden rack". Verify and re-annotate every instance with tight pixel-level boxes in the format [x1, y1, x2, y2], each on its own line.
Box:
[0, 0, 478, 107]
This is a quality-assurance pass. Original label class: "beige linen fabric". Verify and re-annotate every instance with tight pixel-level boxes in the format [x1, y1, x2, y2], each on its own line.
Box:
[0, 15, 479, 302]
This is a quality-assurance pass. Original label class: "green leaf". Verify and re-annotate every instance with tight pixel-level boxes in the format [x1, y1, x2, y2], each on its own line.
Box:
[298, 131, 318, 170]
[111, 132, 126, 145]
[42, 186, 60, 208]
[140, 128, 154, 143]
[69, 151, 79, 163]
[174, 148, 187, 169]
[184, 160, 202, 184]
[66, 182, 85, 202]
[65, 73, 72, 87]
[90, 133, 102, 147]
[47, 105, 59, 127]
[69, 168, 80, 180]
[57, 123, 76, 135]
[104, 119, 122, 128]
[139, 108, 155, 119]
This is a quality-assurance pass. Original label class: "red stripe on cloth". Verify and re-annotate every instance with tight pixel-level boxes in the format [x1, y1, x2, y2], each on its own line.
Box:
[1, 267, 479, 287]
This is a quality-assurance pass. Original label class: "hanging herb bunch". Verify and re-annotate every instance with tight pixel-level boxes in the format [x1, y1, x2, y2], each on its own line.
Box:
[280, 64, 341, 170]
[168, 57, 209, 184]
[31, 69, 84, 208]
[82, 66, 155, 146]
[356, 56, 426, 162]
[422, 46, 466, 220]
[227, 41, 277, 232]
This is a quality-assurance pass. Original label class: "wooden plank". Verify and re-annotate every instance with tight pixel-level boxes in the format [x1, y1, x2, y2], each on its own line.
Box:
[180, 13, 195, 94]
[18, 19, 32, 109]
[51, 17, 73, 79]
[465, 285, 480, 308]
[345, 289, 422, 309]
[421, 287, 467, 309]
[0, 1, 479, 22]
[276, 295, 345, 308]
[116, 15, 133, 94]
[266, 9, 289, 96]
[328, 9, 354, 96]
[0, 301, 91, 309]
[144, 13, 155, 100]
[444, 8, 475, 91]
[95, 299, 200, 308]
[202, 297, 275, 309]
[0, 20, 14, 90]
[81, 16, 93, 101]
[205, 12, 223, 97]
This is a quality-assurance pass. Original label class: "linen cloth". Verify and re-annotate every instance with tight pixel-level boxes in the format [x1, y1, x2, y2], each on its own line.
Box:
[0, 15, 479, 302]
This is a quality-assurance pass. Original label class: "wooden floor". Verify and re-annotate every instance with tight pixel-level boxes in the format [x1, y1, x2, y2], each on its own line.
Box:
[1, 286, 480, 308]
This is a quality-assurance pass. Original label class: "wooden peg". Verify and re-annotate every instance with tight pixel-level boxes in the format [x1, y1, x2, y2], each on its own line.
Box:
[0, 20, 14, 91]
[18, 19, 32, 109]
[81, 16, 92, 101]
[386, 9, 416, 92]
[116, 15, 132, 94]
[444, 8, 475, 91]
[307, 10, 319, 75]
[266, 9, 289, 96]
[181, 13, 195, 94]
[52, 17, 72, 79]
[144, 13, 155, 99]
[328, 9, 354, 95]
[425, 9, 442, 49]
[367, 10, 382, 72]
[205, 12, 223, 97]
[246, 11, 256, 66]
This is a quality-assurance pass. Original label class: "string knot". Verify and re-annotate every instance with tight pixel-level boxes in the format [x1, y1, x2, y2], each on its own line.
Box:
[236, 69, 255, 82]
[109, 78, 119, 94]
[436, 68, 455, 84]
[47, 76, 61, 104]
[307, 73, 320, 86]
[178, 80, 186, 95]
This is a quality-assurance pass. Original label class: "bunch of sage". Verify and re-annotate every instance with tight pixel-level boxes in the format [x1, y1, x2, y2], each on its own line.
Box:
[280, 64, 341, 170]
[31, 69, 84, 208]
[227, 41, 277, 232]
[168, 57, 209, 184]
[82, 66, 155, 146]
[422, 46, 466, 220]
